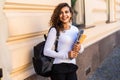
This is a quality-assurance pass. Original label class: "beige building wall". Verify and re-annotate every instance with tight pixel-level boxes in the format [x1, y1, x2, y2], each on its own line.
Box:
[116, 0, 120, 20]
[0, 0, 70, 80]
[74, 0, 109, 27]
[0, 0, 120, 80]
[79, 0, 120, 47]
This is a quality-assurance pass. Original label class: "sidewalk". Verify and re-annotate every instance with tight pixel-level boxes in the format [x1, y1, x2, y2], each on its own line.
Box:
[26, 46, 120, 80]
[88, 46, 120, 80]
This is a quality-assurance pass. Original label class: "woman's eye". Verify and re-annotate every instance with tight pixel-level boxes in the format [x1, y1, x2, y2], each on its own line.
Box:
[60, 10, 69, 15]
[65, 11, 69, 13]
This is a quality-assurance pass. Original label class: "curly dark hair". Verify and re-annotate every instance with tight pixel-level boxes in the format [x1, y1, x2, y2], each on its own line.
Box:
[50, 3, 73, 31]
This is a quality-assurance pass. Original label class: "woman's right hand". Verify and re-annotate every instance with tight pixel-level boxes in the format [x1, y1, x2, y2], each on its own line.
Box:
[68, 50, 78, 59]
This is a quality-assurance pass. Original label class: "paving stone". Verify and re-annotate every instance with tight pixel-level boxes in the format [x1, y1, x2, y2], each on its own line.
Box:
[88, 46, 120, 80]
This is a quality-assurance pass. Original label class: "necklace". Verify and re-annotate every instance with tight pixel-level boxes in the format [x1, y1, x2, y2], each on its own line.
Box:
[62, 30, 66, 33]
[62, 26, 71, 33]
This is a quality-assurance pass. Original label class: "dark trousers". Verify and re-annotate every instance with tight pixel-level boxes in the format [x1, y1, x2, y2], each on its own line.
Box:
[50, 63, 78, 80]
[50, 71, 77, 80]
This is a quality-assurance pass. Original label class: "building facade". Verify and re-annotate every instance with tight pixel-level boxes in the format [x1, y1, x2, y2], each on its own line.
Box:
[0, 0, 120, 80]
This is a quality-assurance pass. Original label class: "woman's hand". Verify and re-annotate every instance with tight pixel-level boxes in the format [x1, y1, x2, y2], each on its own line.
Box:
[72, 42, 81, 53]
[68, 50, 78, 59]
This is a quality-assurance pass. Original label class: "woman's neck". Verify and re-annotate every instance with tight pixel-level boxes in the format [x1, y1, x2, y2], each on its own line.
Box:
[63, 23, 70, 30]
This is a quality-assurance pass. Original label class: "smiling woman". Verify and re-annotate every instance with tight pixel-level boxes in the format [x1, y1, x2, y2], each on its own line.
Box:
[44, 3, 84, 80]
[59, 6, 72, 27]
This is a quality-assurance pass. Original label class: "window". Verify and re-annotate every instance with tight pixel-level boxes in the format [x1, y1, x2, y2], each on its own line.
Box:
[72, 0, 85, 27]
[107, 0, 116, 23]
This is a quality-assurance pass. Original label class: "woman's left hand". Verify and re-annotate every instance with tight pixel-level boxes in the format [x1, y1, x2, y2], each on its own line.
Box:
[72, 42, 81, 53]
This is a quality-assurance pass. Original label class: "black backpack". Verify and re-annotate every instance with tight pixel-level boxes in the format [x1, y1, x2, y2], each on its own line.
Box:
[32, 28, 59, 77]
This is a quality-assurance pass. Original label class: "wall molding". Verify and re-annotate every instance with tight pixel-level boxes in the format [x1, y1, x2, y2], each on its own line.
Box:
[84, 22, 120, 48]
[93, 21, 107, 25]
[4, 2, 55, 11]
[10, 63, 32, 76]
[7, 30, 48, 42]
[92, 9, 107, 13]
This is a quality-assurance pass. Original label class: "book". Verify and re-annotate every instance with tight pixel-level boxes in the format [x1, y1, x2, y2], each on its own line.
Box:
[72, 29, 86, 52]
[79, 34, 86, 43]
[76, 29, 86, 44]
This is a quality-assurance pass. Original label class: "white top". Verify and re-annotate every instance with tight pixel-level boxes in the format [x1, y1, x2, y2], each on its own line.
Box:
[44, 25, 84, 64]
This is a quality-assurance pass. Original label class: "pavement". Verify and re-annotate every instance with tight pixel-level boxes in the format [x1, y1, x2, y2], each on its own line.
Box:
[88, 46, 120, 80]
[26, 46, 120, 80]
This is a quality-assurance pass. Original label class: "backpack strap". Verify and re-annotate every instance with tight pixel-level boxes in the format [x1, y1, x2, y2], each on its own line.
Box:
[44, 27, 59, 52]
[55, 29, 59, 52]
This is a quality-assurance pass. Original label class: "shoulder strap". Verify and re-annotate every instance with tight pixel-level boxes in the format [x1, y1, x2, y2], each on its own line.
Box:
[55, 28, 59, 52]
[44, 27, 59, 52]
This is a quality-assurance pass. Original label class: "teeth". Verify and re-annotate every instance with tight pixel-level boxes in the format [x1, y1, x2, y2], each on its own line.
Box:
[63, 18, 66, 19]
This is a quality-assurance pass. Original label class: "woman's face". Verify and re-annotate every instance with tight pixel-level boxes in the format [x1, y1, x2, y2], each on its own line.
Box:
[59, 6, 72, 24]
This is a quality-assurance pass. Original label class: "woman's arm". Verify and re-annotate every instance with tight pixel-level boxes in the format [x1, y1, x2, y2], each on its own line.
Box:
[44, 28, 68, 59]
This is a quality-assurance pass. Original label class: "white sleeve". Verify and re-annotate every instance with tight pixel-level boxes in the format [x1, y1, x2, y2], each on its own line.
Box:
[44, 28, 68, 59]
[79, 44, 84, 54]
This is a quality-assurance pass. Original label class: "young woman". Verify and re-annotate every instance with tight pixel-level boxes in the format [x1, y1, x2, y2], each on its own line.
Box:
[44, 3, 84, 80]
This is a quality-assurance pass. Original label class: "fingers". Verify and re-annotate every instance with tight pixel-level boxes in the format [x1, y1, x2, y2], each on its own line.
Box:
[73, 43, 81, 52]
[68, 51, 78, 59]
[73, 52, 78, 57]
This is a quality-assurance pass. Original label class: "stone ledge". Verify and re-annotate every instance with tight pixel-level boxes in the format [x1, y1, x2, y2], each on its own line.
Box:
[83, 21, 120, 48]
